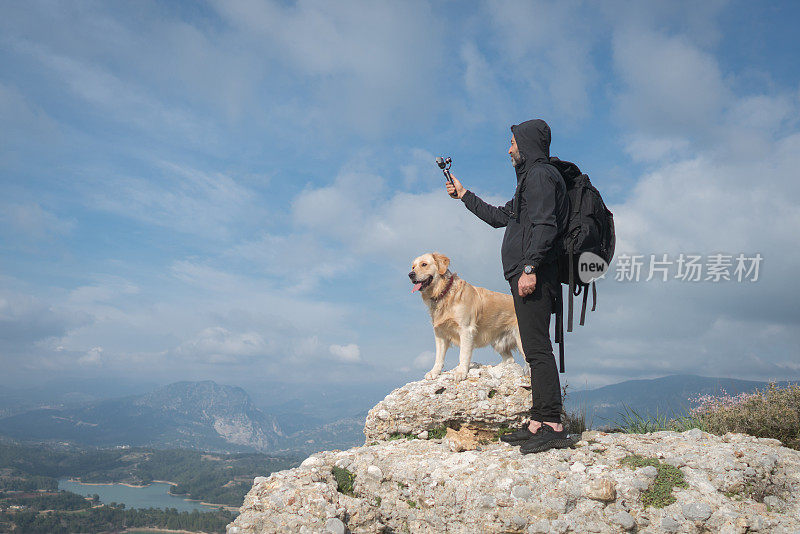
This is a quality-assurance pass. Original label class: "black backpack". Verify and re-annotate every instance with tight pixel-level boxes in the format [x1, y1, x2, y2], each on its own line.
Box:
[547, 157, 616, 373]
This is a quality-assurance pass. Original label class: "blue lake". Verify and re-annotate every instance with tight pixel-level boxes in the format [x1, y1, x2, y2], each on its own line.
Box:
[58, 479, 225, 512]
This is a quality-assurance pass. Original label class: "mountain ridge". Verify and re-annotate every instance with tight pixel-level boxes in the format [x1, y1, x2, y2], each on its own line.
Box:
[0, 380, 282, 453]
[0, 374, 793, 453]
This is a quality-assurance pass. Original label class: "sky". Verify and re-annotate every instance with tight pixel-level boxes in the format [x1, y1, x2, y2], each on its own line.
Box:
[1, 0, 799, 397]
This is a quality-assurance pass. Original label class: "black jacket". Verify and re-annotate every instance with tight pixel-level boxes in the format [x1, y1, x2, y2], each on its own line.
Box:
[461, 119, 569, 280]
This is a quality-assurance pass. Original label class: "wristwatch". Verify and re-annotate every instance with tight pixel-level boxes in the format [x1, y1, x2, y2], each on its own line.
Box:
[523, 265, 535, 275]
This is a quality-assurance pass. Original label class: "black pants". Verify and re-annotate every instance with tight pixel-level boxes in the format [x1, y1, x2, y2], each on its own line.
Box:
[509, 261, 562, 423]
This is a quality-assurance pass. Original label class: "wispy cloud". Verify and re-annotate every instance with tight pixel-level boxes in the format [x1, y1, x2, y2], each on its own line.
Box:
[0, 202, 75, 241]
[84, 161, 262, 240]
[330, 343, 361, 363]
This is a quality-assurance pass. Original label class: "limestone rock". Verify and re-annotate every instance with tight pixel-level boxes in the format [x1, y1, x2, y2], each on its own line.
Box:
[583, 477, 617, 501]
[229, 368, 800, 534]
[324, 517, 346, 534]
[228, 427, 800, 533]
[660, 516, 681, 532]
[682, 501, 713, 521]
[364, 363, 532, 442]
[609, 510, 635, 530]
[366, 465, 383, 479]
[444, 426, 479, 452]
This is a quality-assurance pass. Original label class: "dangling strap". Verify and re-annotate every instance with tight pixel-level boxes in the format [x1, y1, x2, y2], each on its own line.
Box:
[554, 286, 562, 344]
[556, 284, 565, 373]
[567, 250, 574, 333]
[579, 283, 588, 326]
[591, 281, 597, 311]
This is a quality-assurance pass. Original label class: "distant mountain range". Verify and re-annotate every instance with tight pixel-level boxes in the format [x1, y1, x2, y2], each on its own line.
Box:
[0, 381, 282, 453]
[0, 377, 159, 418]
[0, 374, 793, 452]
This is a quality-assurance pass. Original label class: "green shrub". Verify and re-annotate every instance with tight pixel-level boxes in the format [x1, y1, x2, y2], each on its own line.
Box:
[387, 432, 417, 441]
[620, 454, 660, 470]
[426, 425, 448, 439]
[496, 425, 513, 438]
[620, 454, 687, 508]
[331, 466, 356, 496]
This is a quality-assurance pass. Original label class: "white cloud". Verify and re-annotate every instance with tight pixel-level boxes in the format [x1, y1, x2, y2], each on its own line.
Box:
[399, 148, 438, 189]
[329, 343, 361, 362]
[0, 202, 75, 241]
[209, 0, 446, 135]
[0, 291, 91, 348]
[457, 42, 511, 125]
[14, 39, 220, 146]
[612, 28, 731, 137]
[86, 161, 262, 240]
[69, 276, 139, 305]
[291, 160, 508, 290]
[224, 233, 357, 293]
[485, 1, 599, 123]
[174, 326, 272, 364]
[293, 336, 321, 358]
[78, 346, 104, 366]
[413, 350, 434, 369]
[0, 82, 61, 153]
[289, 167, 383, 235]
[622, 136, 690, 164]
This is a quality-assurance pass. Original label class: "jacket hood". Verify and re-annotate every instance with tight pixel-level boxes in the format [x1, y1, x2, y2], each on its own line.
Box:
[511, 119, 551, 176]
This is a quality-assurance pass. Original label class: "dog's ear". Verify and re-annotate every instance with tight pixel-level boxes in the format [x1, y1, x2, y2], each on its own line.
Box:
[432, 253, 450, 275]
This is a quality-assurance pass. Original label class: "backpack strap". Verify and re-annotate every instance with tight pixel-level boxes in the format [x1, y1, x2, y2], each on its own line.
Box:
[555, 284, 565, 373]
[591, 281, 597, 311]
[567, 249, 574, 332]
[579, 283, 588, 326]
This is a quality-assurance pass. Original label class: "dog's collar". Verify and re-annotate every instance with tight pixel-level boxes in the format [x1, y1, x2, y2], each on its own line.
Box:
[430, 273, 458, 302]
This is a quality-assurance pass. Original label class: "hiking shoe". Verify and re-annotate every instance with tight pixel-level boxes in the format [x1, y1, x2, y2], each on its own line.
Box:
[520, 423, 573, 454]
[500, 421, 542, 445]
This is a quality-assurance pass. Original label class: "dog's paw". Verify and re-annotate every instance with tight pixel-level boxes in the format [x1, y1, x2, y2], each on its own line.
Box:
[452, 367, 469, 382]
[425, 370, 441, 380]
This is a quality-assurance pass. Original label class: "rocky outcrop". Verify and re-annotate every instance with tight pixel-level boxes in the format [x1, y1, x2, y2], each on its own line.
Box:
[364, 362, 532, 443]
[228, 364, 800, 533]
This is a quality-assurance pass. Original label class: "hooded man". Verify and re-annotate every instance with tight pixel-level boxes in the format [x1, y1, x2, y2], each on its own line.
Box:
[445, 119, 571, 454]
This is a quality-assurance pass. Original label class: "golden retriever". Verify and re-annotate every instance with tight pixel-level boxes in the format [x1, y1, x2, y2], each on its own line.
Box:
[408, 252, 524, 382]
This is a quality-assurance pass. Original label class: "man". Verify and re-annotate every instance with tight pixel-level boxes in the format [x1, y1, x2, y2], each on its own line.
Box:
[445, 119, 571, 454]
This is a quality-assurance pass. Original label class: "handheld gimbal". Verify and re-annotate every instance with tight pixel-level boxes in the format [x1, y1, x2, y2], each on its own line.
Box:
[436, 156, 458, 198]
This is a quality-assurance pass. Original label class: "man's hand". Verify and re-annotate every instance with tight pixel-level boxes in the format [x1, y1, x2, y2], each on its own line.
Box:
[518, 272, 537, 297]
[445, 173, 466, 199]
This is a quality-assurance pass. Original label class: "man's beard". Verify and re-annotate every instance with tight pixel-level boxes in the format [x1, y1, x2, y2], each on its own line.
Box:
[511, 150, 525, 167]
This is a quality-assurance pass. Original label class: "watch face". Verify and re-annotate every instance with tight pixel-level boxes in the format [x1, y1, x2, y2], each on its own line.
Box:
[524, 265, 532, 274]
